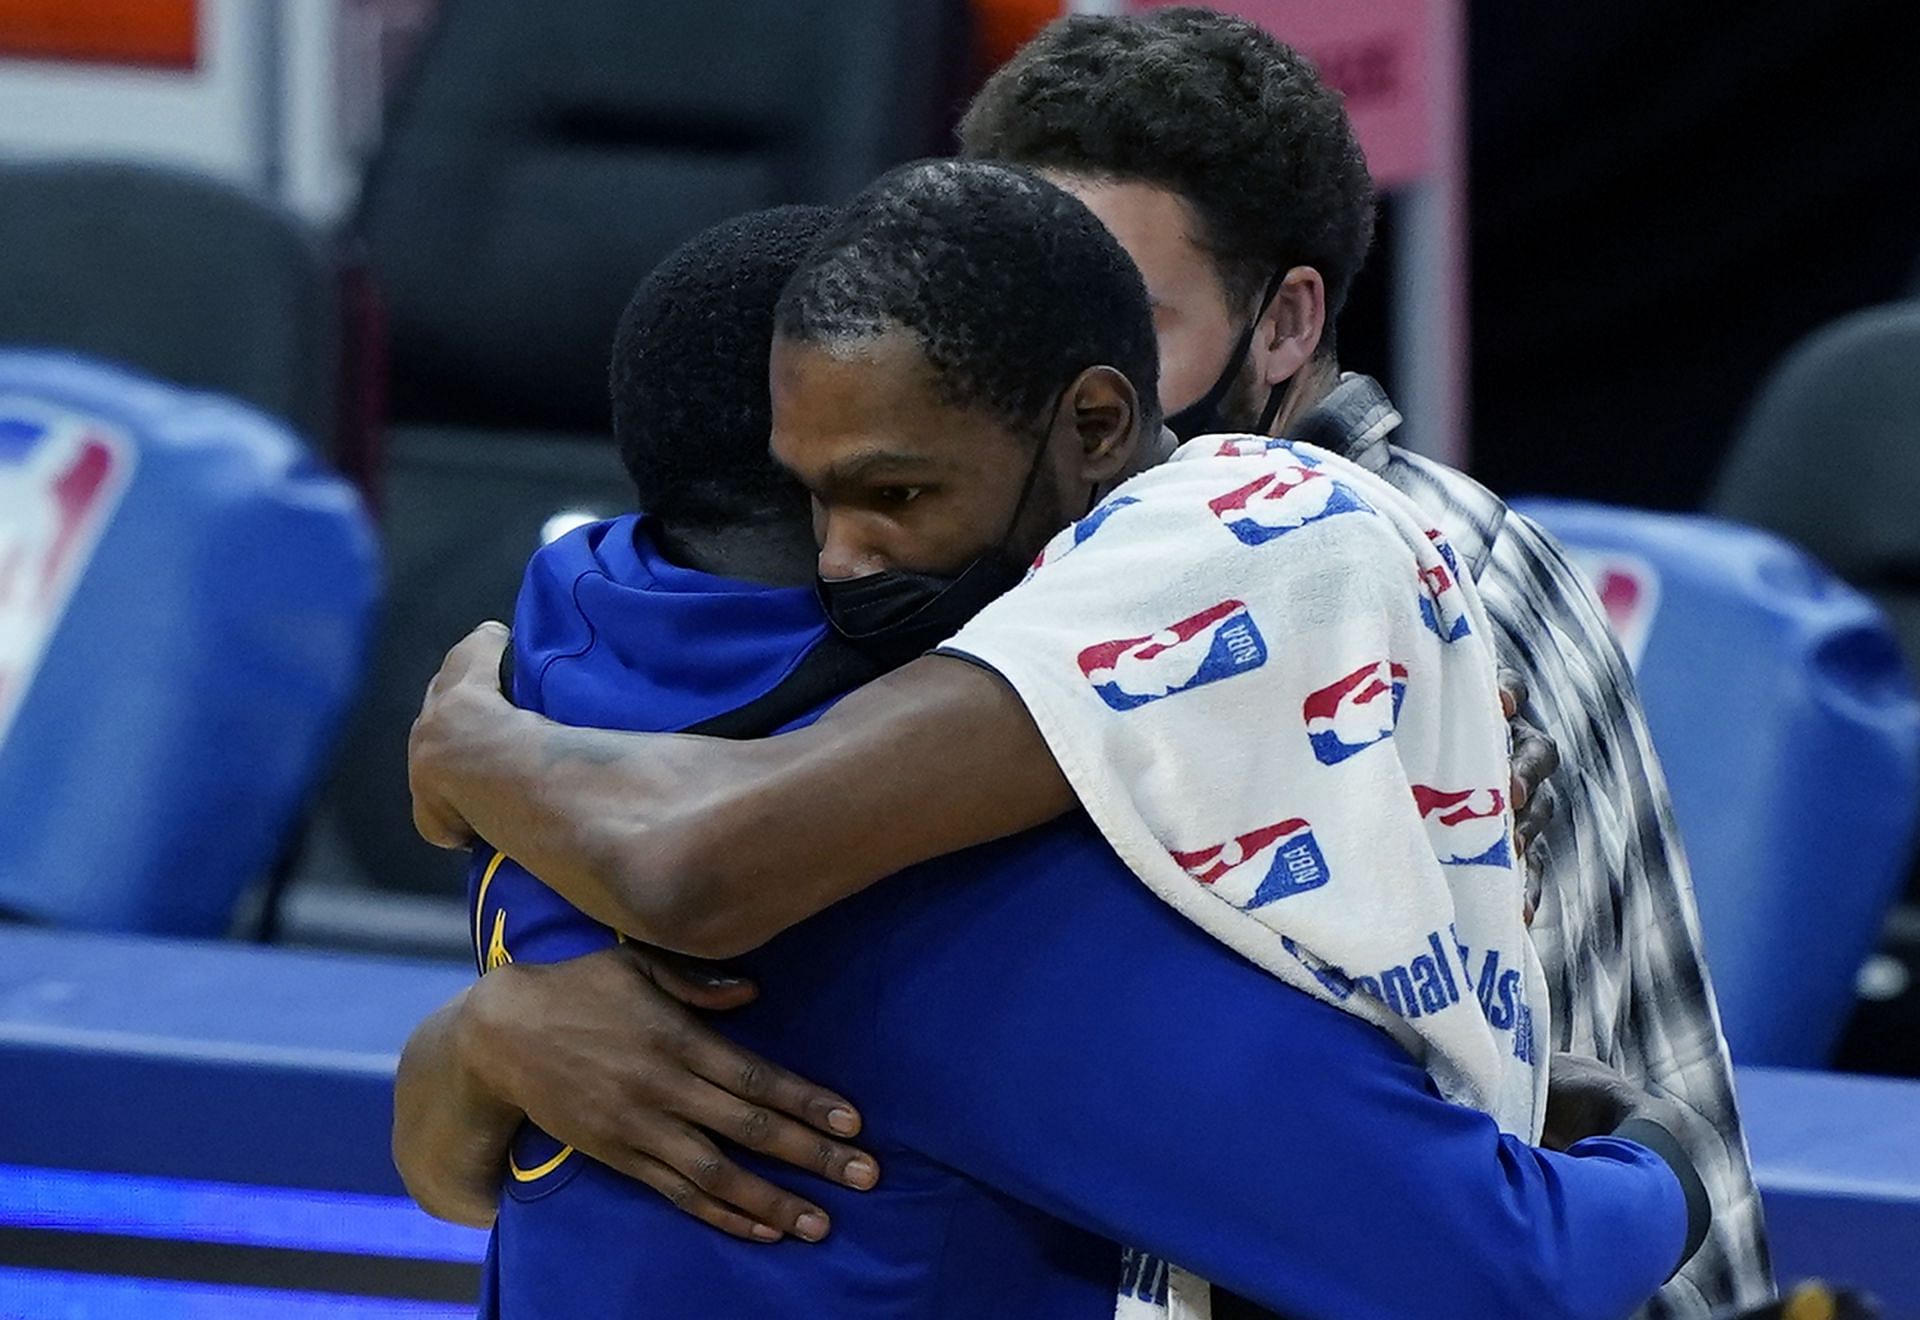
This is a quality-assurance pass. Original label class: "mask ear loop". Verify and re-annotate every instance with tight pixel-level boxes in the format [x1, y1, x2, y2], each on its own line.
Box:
[1165, 267, 1290, 439]
[995, 388, 1071, 551]
[1247, 267, 1295, 435]
[1255, 377, 1290, 435]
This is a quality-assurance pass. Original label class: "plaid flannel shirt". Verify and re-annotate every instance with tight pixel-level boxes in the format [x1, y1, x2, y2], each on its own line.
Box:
[1298, 375, 1773, 1318]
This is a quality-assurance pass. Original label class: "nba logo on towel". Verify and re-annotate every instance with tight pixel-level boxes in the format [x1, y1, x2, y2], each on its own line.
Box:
[1072, 494, 1138, 546]
[1207, 462, 1372, 546]
[1029, 495, 1140, 576]
[1172, 818, 1331, 909]
[1412, 786, 1513, 868]
[1303, 660, 1408, 765]
[1417, 529, 1472, 642]
[1077, 600, 1267, 712]
[1210, 436, 1297, 459]
[0, 401, 133, 747]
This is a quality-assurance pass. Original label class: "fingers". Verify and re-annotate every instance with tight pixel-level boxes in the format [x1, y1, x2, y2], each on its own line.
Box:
[408, 622, 511, 849]
[652, 1120, 841, 1242]
[1512, 726, 1561, 786]
[1496, 667, 1531, 718]
[1508, 722, 1560, 838]
[678, 1044, 875, 1190]
[1515, 779, 1558, 851]
[614, 1146, 793, 1244]
[432, 621, 511, 694]
[680, 1073, 880, 1197]
[413, 800, 474, 850]
[682, 1030, 864, 1142]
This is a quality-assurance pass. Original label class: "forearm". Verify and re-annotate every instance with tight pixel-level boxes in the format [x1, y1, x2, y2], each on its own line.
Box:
[392, 990, 521, 1227]
[420, 656, 1073, 957]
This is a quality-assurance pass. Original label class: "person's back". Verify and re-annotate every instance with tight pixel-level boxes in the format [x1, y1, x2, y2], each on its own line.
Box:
[477, 514, 1120, 1318]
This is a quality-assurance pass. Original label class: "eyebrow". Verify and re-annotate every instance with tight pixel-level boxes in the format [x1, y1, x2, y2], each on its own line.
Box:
[823, 448, 943, 484]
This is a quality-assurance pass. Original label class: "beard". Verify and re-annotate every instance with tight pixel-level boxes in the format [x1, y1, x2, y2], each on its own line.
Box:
[1217, 350, 1275, 436]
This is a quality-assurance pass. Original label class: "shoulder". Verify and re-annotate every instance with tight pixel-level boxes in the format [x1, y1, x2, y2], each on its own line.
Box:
[1060, 439, 1421, 575]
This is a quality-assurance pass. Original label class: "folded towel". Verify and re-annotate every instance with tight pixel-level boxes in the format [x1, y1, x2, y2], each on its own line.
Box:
[944, 437, 1548, 1320]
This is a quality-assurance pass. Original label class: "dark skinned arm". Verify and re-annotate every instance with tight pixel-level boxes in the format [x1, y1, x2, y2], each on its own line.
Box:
[392, 942, 878, 1239]
[411, 625, 1561, 957]
[410, 624, 1072, 958]
[393, 985, 517, 1227]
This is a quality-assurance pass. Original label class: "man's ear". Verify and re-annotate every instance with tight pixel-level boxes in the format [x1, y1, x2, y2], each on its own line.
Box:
[1252, 265, 1327, 389]
[1063, 364, 1141, 484]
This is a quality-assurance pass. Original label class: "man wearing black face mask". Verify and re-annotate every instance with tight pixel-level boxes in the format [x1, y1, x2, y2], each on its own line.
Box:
[811, 386, 1076, 671]
[406, 161, 1707, 1320]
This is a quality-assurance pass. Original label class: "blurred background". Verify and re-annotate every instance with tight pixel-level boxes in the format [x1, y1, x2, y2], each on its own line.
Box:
[1, 0, 1918, 1314]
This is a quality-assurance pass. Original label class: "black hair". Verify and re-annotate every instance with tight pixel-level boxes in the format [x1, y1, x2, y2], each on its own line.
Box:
[611, 204, 839, 528]
[957, 7, 1375, 321]
[775, 159, 1160, 435]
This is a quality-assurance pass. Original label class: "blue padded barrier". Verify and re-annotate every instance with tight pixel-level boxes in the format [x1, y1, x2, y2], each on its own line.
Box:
[0, 927, 481, 1312]
[1740, 1066, 1920, 1310]
[0, 929, 1916, 1311]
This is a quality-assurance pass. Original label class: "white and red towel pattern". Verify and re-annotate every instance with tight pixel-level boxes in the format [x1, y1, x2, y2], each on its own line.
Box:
[945, 436, 1547, 1320]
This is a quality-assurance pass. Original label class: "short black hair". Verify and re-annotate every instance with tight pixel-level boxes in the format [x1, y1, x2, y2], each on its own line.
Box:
[611, 204, 838, 529]
[775, 160, 1159, 435]
[958, 8, 1375, 320]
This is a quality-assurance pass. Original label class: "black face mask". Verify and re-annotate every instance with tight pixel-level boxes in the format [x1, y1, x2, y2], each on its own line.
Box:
[815, 551, 1031, 671]
[818, 398, 1065, 671]
[1163, 268, 1292, 444]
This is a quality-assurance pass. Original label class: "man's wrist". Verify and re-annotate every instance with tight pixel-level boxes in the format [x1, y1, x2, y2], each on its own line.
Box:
[1612, 1115, 1712, 1275]
[451, 976, 529, 1129]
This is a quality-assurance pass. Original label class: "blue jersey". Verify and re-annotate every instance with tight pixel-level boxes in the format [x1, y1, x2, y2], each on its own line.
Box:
[470, 515, 1689, 1320]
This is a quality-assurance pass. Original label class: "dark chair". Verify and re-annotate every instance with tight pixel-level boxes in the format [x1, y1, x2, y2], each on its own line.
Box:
[0, 160, 342, 457]
[1711, 303, 1920, 676]
[0, 161, 382, 936]
[311, 0, 972, 904]
[357, 0, 973, 433]
[1710, 304, 1920, 1069]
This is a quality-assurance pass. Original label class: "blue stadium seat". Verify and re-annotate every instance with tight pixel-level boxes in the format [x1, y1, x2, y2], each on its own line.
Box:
[1512, 498, 1920, 1065]
[0, 353, 378, 935]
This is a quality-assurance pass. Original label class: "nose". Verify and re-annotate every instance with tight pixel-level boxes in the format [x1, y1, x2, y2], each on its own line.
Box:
[815, 513, 889, 582]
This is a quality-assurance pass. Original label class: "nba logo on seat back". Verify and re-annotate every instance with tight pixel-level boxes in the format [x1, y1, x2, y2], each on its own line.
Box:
[1413, 786, 1513, 868]
[1077, 600, 1267, 712]
[1173, 818, 1331, 909]
[1208, 462, 1372, 546]
[0, 402, 133, 746]
[1303, 660, 1407, 765]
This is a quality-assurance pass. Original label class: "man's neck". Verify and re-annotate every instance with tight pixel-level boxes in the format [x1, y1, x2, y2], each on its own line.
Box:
[1266, 355, 1341, 437]
[653, 520, 818, 589]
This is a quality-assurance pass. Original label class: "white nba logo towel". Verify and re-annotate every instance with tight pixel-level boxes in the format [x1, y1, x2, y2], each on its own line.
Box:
[944, 437, 1548, 1320]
